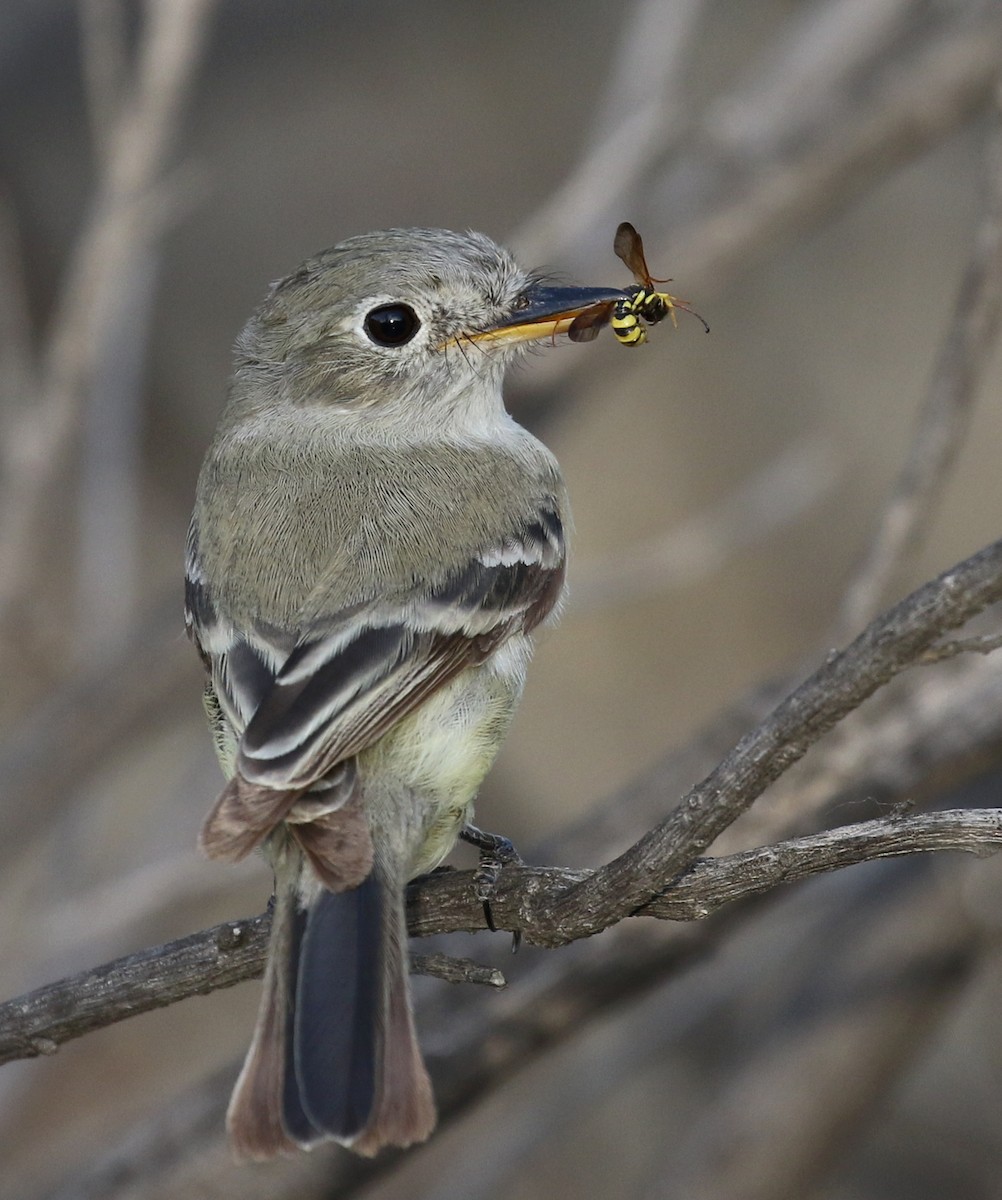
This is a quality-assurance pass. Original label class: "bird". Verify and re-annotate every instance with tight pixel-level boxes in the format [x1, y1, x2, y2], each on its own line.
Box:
[185, 227, 624, 1159]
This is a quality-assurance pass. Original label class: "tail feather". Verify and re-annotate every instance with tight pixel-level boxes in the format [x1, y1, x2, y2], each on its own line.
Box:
[226, 888, 301, 1160]
[349, 894, 436, 1156]
[279, 901, 323, 1146]
[291, 877, 383, 1138]
[227, 857, 436, 1160]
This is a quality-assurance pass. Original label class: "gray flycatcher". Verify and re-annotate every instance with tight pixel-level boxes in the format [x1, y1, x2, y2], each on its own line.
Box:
[186, 227, 624, 1159]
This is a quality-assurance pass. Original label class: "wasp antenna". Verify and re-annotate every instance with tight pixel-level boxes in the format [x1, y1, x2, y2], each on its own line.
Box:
[677, 303, 710, 333]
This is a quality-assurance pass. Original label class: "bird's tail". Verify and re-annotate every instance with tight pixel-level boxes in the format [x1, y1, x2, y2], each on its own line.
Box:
[226, 862, 435, 1160]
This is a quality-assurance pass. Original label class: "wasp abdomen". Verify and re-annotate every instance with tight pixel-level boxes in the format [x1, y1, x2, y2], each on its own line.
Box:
[611, 296, 647, 346]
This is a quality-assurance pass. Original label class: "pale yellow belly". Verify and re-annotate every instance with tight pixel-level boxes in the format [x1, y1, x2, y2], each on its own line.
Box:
[358, 637, 532, 878]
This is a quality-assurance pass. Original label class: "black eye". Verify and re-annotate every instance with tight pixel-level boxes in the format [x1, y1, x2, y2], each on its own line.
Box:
[364, 304, 420, 346]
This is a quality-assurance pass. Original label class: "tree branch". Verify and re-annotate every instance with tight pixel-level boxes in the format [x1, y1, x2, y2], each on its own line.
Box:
[919, 631, 1002, 664]
[4, 806, 1000, 1068]
[569, 434, 839, 613]
[533, 536, 1002, 942]
[834, 85, 1002, 639]
[0, 0, 216, 650]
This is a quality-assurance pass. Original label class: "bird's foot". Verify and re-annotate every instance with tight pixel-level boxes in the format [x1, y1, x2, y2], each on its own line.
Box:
[459, 823, 523, 950]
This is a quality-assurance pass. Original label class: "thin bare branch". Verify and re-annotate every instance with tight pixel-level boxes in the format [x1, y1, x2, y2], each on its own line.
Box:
[835, 88, 1002, 640]
[510, 0, 706, 266]
[570, 434, 839, 613]
[79, 0, 129, 164]
[410, 954, 507, 989]
[0, 194, 37, 412]
[919, 631, 1002, 664]
[3, 806, 1000, 1068]
[533, 536, 1002, 942]
[0, 0, 216, 649]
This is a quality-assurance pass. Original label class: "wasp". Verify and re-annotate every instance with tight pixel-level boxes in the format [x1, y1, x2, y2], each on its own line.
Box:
[569, 222, 708, 346]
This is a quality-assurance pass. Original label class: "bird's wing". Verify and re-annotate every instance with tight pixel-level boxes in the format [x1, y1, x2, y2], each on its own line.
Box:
[186, 505, 565, 863]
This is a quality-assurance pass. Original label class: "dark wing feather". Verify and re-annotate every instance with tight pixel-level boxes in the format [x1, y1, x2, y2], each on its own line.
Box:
[190, 506, 565, 861]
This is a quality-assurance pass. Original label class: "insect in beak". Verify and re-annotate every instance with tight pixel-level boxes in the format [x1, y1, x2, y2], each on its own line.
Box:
[568, 222, 709, 346]
[460, 284, 629, 347]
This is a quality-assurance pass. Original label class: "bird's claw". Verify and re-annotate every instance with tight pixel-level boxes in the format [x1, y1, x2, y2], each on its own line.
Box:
[459, 824, 523, 949]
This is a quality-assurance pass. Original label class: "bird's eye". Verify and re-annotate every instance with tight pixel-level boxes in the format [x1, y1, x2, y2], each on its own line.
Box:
[364, 304, 420, 346]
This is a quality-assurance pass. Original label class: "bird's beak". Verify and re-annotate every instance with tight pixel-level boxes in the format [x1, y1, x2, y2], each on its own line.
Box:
[461, 284, 627, 346]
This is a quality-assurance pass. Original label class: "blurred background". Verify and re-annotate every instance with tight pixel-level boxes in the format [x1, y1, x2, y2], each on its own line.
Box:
[3, 2, 1002, 1198]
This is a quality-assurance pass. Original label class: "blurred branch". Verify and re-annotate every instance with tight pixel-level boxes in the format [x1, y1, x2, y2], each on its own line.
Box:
[518, 1, 1002, 289]
[588, 0, 705, 148]
[511, 0, 706, 265]
[569, 434, 839, 613]
[0, 0, 215, 657]
[641, 861, 981, 1200]
[701, 0, 916, 152]
[79, 0, 129, 164]
[515, 2, 1002, 411]
[834, 86, 1002, 640]
[0, 599, 196, 869]
[655, 2, 1002, 287]
[0, 193, 37, 412]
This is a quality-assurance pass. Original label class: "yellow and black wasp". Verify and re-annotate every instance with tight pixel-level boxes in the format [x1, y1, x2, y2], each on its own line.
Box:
[569, 222, 708, 346]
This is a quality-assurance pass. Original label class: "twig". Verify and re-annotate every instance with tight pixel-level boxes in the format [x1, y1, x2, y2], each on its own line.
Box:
[648, 8, 1002, 292]
[3, 806, 1000, 1068]
[0, 194, 37, 412]
[835, 87, 1002, 640]
[0, 0, 216, 649]
[570, 434, 839, 613]
[641, 860, 980, 1200]
[533, 536, 1002, 942]
[510, 0, 706, 266]
[410, 954, 507, 989]
[79, 0, 129, 164]
[918, 631, 1002, 664]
